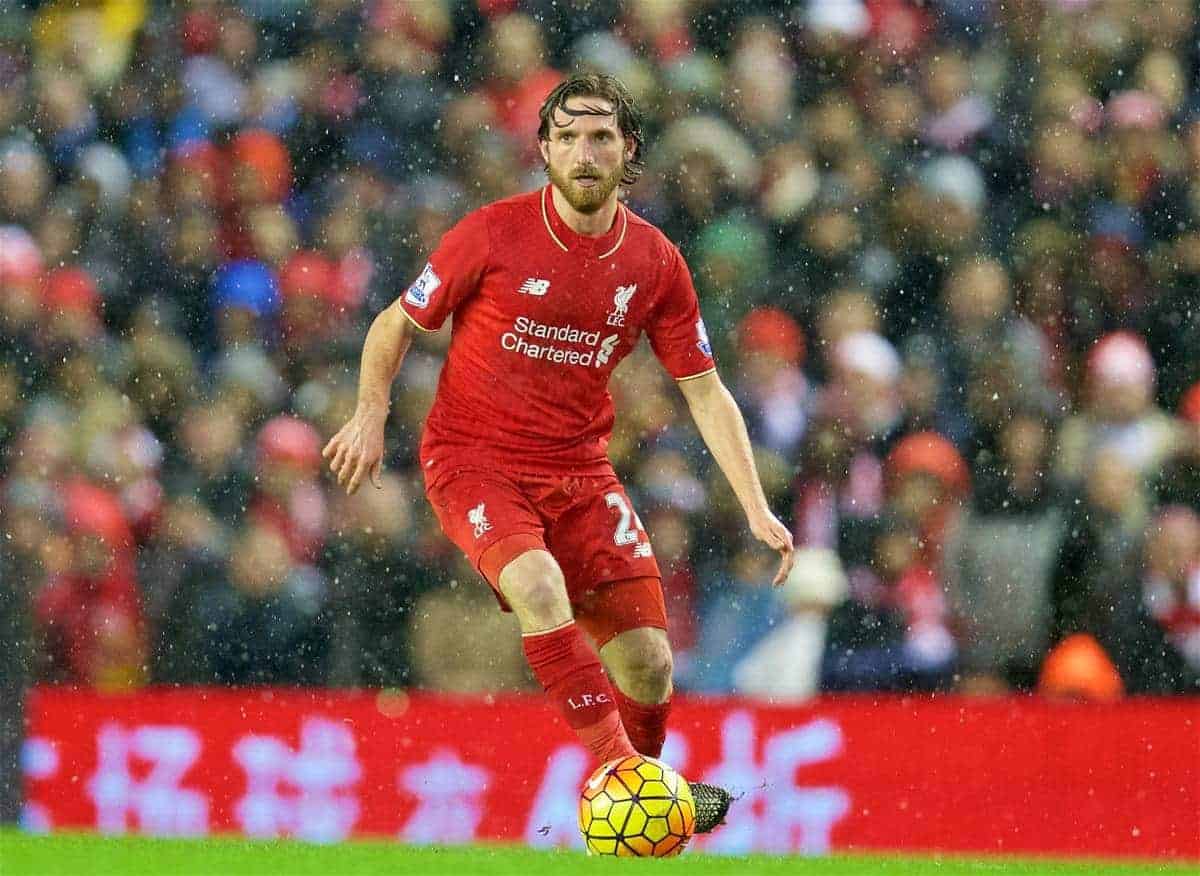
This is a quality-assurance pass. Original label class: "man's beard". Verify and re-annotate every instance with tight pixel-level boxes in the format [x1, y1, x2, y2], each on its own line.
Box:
[548, 161, 623, 214]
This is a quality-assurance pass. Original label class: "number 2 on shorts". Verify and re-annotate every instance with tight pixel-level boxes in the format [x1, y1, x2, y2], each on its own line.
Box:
[605, 492, 644, 546]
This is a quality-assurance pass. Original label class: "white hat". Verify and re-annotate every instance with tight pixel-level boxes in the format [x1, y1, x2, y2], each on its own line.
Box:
[781, 547, 848, 609]
[835, 331, 902, 383]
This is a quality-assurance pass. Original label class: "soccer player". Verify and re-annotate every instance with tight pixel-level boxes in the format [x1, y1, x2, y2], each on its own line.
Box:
[325, 73, 795, 833]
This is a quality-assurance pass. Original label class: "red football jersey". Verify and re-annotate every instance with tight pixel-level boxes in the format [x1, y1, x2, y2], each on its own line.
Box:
[399, 184, 716, 476]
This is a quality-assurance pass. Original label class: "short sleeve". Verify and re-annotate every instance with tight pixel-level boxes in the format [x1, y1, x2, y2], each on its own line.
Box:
[397, 208, 490, 331]
[645, 246, 717, 380]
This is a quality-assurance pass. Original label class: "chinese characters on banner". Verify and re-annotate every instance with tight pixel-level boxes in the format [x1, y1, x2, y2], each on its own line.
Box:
[23, 689, 1200, 860]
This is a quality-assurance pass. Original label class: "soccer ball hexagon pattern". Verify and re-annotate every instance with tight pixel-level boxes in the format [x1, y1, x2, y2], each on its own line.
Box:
[578, 755, 695, 857]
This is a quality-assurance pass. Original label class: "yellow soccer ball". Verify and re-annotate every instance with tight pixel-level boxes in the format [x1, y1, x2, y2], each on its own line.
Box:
[578, 754, 696, 857]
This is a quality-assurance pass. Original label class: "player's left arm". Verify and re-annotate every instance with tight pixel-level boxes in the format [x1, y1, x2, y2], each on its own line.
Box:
[677, 370, 795, 586]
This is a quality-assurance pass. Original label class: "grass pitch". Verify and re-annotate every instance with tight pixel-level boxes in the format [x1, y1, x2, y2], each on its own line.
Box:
[0, 831, 1192, 875]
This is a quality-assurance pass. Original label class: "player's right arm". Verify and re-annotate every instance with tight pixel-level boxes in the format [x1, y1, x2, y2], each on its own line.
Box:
[324, 207, 491, 495]
[324, 302, 416, 495]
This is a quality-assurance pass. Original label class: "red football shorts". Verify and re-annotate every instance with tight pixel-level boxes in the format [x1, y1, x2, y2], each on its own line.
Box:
[423, 465, 666, 647]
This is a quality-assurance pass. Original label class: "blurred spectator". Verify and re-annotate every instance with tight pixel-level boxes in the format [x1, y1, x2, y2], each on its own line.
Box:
[895, 333, 969, 446]
[732, 548, 847, 701]
[482, 13, 562, 167]
[1138, 508, 1200, 689]
[821, 513, 957, 693]
[730, 307, 809, 458]
[641, 507, 700, 675]
[191, 523, 328, 685]
[1154, 382, 1200, 512]
[162, 398, 253, 523]
[251, 415, 329, 563]
[935, 257, 1055, 444]
[884, 431, 970, 572]
[211, 259, 280, 350]
[324, 472, 426, 687]
[819, 331, 903, 447]
[678, 534, 785, 694]
[1052, 500, 1200, 695]
[34, 481, 145, 690]
[0, 225, 44, 364]
[1048, 450, 1199, 693]
[0, 139, 50, 227]
[137, 496, 227, 684]
[947, 411, 1062, 690]
[408, 577, 531, 694]
[1054, 331, 1184, 490]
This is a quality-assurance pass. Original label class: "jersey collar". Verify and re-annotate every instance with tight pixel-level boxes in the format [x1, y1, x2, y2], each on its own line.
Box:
[541, 184, 628, 259]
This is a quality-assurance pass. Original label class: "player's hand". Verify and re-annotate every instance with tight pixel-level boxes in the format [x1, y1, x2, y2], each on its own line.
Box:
[323, 407, 387, 495]
[748, 508, 795, 586]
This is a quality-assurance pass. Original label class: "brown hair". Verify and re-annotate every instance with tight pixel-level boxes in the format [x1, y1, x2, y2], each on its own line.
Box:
[537, 73, 645, 186]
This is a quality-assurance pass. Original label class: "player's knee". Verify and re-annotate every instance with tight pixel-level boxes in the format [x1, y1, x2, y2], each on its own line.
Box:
[621, 637, 673, 701]
[497, 549, 570, 626]
[636, 643, 673, 686]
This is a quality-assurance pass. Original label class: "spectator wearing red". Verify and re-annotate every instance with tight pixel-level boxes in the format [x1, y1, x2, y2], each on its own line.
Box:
[34, 480, 145, 690]
[279, 251, 337, 354]
[481, 14, 562, 166]
[278, 247, 368, 354]
[732, 307, 809, 457]
[223, 129, 293, 258]
[885, 430, 970, 570]
[229, 129, 292, 205]
[639, 507, 700, 671]
[40, 266, 102, 344]
[618, 0, 695, 64]
[250, 415, 328, 564]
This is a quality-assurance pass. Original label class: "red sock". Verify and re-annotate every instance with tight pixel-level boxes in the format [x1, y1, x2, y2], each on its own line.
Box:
[522, 622, 636, 764]
[614, 687, 671, 757]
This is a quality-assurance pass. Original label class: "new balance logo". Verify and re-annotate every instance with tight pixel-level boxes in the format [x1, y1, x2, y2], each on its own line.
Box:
[633, 542, 654, 558]
[467, 502, 492, 539]
[518, 278, 551, 296]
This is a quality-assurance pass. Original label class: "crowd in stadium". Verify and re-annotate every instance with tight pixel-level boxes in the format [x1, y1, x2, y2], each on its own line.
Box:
[1, 0, 1198, 701]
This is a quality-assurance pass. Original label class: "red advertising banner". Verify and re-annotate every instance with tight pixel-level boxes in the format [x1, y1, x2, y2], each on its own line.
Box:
[22, 688, 1200, 860]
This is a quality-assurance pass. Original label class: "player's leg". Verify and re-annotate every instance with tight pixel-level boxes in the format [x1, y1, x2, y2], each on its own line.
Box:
[600, 626, 672, 753]
[424, 468, 636, 764]
[492, 546, 637, 765]
[493, 548, 572, 631]
[576, 582, 731, 833]
[555, 477, 732, 833]
[573, 579, 673, 757]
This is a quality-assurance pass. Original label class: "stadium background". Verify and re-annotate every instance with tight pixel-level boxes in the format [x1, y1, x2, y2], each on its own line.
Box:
[0, 0, 1198, 863]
